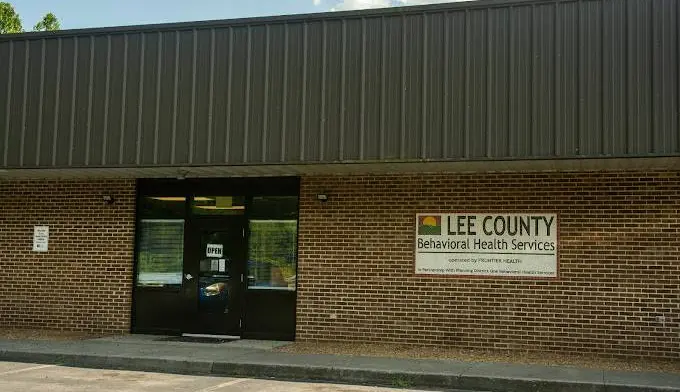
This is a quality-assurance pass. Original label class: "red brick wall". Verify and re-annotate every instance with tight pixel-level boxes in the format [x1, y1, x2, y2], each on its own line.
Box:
[0, 179, 136, 334]
[297, 171, 680, 358]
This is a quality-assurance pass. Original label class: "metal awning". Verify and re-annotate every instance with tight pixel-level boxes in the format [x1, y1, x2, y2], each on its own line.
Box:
[2, 157, 678, 180]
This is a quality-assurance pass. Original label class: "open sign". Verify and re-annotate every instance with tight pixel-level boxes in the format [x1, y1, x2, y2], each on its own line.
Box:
[206, 243, 223, 258]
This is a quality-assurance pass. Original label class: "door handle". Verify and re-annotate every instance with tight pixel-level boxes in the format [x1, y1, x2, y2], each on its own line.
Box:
[184, 273, 193, 281]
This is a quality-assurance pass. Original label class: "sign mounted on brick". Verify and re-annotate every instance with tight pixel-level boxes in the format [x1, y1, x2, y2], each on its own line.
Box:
[415, 213, 558, 278]
[32, 226, 49, 252]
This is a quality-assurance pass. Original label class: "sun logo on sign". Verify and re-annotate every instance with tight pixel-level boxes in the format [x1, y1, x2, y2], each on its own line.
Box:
[418, 215, 442, 235]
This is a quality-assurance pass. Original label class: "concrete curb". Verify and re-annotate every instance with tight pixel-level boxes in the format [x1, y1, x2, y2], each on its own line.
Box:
[0, 350, 677, 392]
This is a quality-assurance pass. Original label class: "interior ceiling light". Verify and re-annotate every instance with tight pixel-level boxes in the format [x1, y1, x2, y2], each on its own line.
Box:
[151, 197, 214, 202]
[194, 205, 246, 210]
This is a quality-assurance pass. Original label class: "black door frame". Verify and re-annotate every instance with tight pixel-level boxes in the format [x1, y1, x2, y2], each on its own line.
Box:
[131, 177, 300, 338]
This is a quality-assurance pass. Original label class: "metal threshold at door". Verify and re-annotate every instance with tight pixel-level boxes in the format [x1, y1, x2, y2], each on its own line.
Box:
[182, 333, 241, 340]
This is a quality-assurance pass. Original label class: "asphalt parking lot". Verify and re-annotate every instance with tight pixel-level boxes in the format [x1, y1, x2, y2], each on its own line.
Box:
[0, 361, 437, 392]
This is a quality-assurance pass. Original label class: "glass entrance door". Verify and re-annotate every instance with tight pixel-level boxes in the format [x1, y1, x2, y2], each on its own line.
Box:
[183, 217, 245, 336]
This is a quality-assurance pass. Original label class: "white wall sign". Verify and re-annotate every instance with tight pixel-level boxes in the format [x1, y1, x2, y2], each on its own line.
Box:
[415, 213, 558, 278]
[33, 226, 49, 252]
[206, 243, 223, 258]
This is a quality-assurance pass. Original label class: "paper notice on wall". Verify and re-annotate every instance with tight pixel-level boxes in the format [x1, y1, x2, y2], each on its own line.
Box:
[218, 259, 226, 272]
[33, 226, 49, 252]
[211, 259, 219, 271]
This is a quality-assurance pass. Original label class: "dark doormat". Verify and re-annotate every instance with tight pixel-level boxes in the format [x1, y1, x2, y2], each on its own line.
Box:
[156, 336, 238, 344]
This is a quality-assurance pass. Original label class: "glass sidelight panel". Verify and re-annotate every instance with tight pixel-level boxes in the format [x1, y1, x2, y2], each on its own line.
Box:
[248, 220, 297, 290]
[136, 219, 184, 287]
[136, 195, 187, 288]
[247, 196, 298, 291]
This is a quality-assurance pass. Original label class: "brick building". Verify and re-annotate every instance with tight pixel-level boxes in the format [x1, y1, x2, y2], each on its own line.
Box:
[0, 0, 679, 359]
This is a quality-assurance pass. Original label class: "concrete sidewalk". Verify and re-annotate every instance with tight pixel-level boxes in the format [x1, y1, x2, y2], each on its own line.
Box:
[0, 335, 677, 392]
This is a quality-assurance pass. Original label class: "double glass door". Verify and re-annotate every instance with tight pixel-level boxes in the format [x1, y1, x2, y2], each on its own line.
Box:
[183, 217, 245, 336]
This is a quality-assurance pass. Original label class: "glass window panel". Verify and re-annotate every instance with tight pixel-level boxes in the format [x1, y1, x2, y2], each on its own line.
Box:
[139, 196, 186, 219]
[191, 196, 245, 216]
[247, 220, 297, 291]
[198, 231, 232, 313]
[250, 196, 298, 220]
[136, 219, 184, 287]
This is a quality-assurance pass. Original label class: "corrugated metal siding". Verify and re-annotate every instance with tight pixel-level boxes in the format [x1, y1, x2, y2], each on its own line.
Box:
[0, 0, 678, 169]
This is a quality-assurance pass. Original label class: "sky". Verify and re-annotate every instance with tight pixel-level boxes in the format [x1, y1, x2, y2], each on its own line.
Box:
[11, 0, 471, 31]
